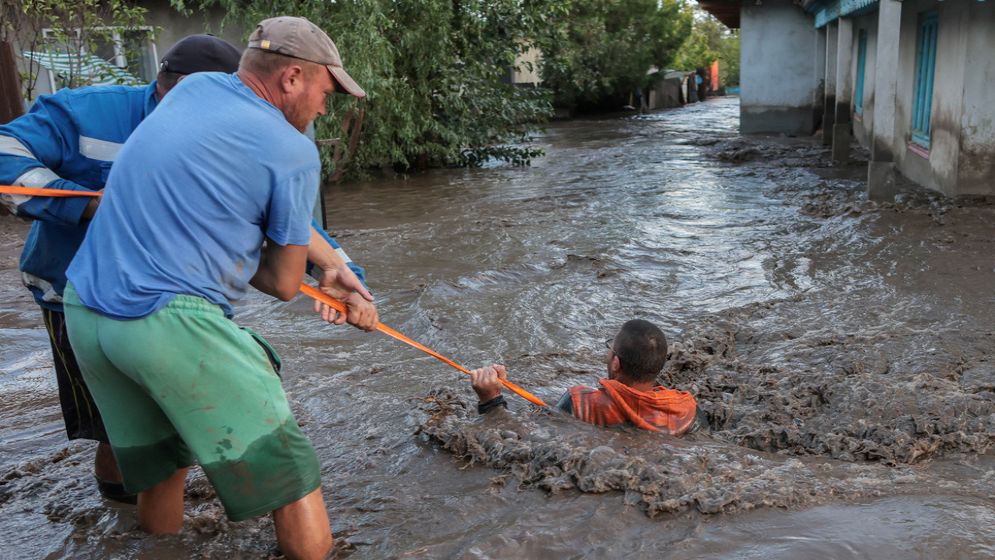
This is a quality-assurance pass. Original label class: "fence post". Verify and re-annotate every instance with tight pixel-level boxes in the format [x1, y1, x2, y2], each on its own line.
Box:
[0, 41, 24, 124]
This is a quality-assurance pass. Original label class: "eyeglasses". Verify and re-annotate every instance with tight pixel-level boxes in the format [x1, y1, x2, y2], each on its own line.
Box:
[605, 338, 629, 369]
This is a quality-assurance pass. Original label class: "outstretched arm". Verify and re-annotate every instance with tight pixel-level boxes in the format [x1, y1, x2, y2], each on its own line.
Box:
[0, 93, 99, 223]
[470, 364, 509, 414]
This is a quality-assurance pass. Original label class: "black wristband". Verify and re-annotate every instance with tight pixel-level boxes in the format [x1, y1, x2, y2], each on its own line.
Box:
[478, 395, 508, 415]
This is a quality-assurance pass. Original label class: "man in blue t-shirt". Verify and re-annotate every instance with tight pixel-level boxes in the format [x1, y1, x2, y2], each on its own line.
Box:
[64, 17, 375, 558]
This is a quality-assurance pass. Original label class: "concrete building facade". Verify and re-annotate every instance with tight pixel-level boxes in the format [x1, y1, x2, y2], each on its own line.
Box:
[738, 1, 820, 135]
[701, 0, 995, 199]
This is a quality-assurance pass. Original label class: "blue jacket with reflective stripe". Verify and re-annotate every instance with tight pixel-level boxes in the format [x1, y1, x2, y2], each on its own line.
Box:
[0, 82, 365, 311]
[0, 83, 156, 310]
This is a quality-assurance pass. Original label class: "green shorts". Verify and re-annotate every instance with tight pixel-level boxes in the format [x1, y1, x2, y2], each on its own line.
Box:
[63, 284, 321, 521]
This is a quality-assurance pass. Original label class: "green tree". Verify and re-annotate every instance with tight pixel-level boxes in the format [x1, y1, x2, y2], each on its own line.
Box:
[172, 0, 559, 173]
[538, 0, 692, 110]
[1, 0, 147, 100]
[673, 10, 739, 86]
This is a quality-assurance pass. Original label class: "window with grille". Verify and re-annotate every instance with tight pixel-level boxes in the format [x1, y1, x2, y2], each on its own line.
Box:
[855, 30, 867, 115]
[911, 12, 938, 148]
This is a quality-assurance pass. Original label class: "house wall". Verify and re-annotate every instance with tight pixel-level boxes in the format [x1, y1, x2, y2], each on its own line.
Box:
[813, 26, 827, 130]
[740, 0, 819, 134]
[511, 44, 541, 85]
[143, 0, 246, 61]
[956, 3, 995, 196]
[893, 0, 967, 196]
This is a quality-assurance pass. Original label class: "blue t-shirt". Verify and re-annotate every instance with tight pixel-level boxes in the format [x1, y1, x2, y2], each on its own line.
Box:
[67, 73, 319, 319]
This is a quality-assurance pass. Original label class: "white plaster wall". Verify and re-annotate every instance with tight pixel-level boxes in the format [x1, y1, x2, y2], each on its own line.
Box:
[824, 22, 838, 95]
[143, 0, 246, 61]
[894, 0, 966, 196]
[814, 27, 827, 109]
[512, 44, 542, 85]
[957, 3, 995, 195]
[740, 0, 818, 133]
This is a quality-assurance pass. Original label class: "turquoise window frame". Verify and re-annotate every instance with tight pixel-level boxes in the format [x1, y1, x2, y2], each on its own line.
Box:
[855, 30, 868, 115]
[911, 11, 938, 148]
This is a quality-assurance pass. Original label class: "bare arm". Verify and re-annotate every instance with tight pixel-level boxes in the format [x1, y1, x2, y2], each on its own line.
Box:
[308, 226, 378, 330]
[470, 364, 510, 414]
[250, 238, 309, 301]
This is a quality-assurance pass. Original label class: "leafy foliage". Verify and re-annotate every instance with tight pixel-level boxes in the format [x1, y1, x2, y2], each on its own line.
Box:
[169, 0, 697, 173]
[171, 0, 559, 173]
[538, 0, 692, 110]
[672, 10, 739, 86]
[2, 0, 147, 99]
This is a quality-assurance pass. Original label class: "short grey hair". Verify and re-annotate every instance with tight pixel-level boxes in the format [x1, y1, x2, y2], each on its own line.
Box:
[239, 48, 323, 78]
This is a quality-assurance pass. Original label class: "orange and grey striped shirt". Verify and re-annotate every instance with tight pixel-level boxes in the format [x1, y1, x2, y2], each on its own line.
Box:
[560, 379, 698, 435]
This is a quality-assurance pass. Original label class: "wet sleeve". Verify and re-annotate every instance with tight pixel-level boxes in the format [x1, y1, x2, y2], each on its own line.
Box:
[687, 406, 710, 434]
[266, 168, 320, 246]
[555, 391, 573, 414]
[306, 218, 369, 288]
[0, 93, 92, 224]
[477, 395, 508, 415]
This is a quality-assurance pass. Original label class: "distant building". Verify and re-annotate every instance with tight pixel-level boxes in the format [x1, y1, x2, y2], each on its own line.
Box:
[6, 2, 242, 102]
[699, 0, 995, 199]
[508, 43, 542, 86]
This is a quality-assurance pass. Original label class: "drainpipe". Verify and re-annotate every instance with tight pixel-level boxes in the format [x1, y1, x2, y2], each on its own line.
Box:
[813, 26, 827, 132]
[822, 21, 838, 145]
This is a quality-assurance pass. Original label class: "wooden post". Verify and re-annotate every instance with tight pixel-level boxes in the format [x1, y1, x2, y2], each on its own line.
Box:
[0, 41, 24, 124]
[327, 105, 366, 184]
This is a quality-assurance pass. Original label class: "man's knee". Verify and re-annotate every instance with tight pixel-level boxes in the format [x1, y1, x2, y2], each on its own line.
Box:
[273, 488, 332, 560]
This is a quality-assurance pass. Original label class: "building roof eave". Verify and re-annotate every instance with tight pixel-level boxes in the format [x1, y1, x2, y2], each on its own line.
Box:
[697, 0, 741, 29]
[809, 0, 880, 28]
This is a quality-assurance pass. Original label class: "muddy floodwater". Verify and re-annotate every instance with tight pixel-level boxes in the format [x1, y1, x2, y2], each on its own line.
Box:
[1, 97, 993, 558]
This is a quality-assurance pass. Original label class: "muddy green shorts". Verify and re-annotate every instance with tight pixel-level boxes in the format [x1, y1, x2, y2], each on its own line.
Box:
[63, 284, 320, 521]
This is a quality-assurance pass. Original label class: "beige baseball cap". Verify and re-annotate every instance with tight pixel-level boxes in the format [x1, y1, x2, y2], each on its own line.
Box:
[247, 16, 366, 99]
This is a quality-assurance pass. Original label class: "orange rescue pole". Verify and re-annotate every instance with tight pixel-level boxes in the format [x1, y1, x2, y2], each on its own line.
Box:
[0, 185, 547, 406]
[300, 284, 547, 407]
[0, 185, 100, 197]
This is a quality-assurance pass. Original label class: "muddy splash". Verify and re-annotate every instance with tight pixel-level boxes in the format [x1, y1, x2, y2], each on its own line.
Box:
[415, 388, 947, 517]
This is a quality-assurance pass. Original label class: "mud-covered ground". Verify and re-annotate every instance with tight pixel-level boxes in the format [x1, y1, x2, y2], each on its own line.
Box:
[1, 97, 993, 558]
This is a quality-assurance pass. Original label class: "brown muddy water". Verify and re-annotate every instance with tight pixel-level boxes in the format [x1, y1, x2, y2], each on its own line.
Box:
[1, 97, 993, 559]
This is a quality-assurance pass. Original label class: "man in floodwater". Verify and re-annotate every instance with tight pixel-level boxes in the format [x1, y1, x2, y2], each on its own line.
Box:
[63, 16, 375, 559]
[0, 33, 367, 506]
[471, 319, 701, 435]
[0, 34, 243, 503]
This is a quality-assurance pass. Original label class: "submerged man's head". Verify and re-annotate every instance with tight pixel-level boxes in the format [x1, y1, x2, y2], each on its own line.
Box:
[606, 319, 668, 383]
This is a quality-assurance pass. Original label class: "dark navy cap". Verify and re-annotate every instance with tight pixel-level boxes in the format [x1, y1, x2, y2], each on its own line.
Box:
[159, 34, 241, 75]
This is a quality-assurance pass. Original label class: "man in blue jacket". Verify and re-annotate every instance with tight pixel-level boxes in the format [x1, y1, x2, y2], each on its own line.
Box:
[0, 34, 369, 503]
